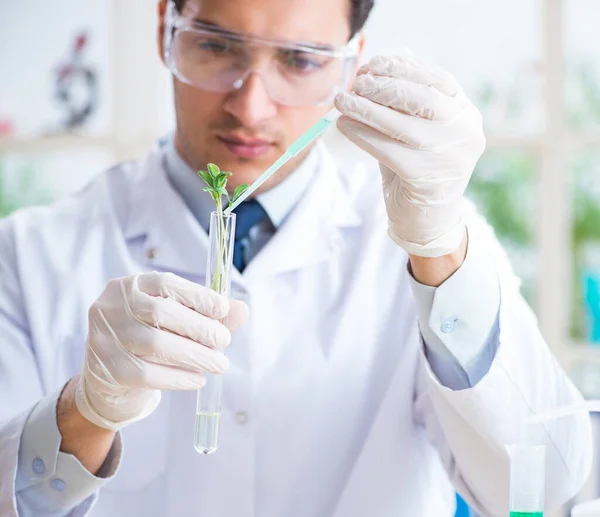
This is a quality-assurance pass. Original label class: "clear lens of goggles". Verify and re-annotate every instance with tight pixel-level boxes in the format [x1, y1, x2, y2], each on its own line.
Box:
[164, 4, 359, 107]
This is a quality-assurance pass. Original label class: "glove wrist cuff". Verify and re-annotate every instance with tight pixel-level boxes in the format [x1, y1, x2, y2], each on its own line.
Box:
[389, 221, 466, 258]
[75, 374, 161, 431]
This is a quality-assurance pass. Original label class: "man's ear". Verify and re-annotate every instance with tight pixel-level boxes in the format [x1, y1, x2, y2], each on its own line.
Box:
[347, 33, 366, 90]
[157, 0, 168, 66]
[356, 33, 366, 65]
[356, 32, 367, 62]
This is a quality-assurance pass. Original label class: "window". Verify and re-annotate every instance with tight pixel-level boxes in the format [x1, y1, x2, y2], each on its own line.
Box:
[360, 0, 600, 389]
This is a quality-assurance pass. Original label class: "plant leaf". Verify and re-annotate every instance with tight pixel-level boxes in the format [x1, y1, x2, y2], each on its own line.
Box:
[197, 170, 214, 187]
[207, 163, 220, 178]
[216, 186, 229, 197]
[202, 186, 213, 193]
[232, 184, 250, 203]
[216, 174, 228, 189]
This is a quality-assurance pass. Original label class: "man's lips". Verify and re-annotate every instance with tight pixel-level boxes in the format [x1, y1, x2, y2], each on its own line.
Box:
[218, 134, 275, 159]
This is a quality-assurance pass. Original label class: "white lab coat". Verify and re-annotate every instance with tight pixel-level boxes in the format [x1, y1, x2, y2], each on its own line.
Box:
[0, 142, 592, 517]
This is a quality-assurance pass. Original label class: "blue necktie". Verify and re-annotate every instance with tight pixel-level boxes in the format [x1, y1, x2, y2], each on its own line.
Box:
[232, 200, 269, 272]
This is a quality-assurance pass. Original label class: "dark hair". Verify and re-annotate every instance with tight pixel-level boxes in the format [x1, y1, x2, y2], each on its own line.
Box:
[172, 0, 374, 38]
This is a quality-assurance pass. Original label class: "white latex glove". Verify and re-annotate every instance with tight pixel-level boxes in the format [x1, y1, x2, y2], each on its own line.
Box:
[334, 52, 486, 258]
[75, 272, 248, 431]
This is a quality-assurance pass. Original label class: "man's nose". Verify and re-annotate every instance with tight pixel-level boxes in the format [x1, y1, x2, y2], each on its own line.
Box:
[223, 72, 278, 129]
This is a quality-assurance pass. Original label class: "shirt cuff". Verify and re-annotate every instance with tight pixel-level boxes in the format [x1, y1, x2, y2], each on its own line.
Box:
[16, 388, 122, 515]
[408, 225, 501, 389]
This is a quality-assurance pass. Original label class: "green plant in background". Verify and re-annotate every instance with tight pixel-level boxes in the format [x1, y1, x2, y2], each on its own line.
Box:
[568, 62, 600, 340]
[569, 61, 600, 129]
[0, 157, 50, 217]
[467, 153, 537, 303]
[468, 153, 600, 338]
[468, 154, 534, 246]
[197, 163, 248, 294]
[570, 156, 600, 339]
[471, 62, 600, 340]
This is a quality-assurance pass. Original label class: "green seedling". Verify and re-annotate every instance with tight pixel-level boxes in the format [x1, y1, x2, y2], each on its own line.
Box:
[197, 163, 249, 293]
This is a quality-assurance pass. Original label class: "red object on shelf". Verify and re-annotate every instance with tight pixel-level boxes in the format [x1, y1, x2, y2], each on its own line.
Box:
[0, 119, 14, 136]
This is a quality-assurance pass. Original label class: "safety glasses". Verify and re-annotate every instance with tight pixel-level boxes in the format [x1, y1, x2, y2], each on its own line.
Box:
[163, 1, 360, 107]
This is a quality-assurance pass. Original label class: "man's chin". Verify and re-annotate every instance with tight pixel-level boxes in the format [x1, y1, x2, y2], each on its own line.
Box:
[226, 167, 266, 191]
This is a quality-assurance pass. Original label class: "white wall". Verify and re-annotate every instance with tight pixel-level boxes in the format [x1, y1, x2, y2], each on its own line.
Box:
[0, 0, 111, 136]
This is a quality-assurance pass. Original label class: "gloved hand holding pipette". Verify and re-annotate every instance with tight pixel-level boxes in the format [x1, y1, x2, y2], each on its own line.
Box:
[334, 52, 486, 258]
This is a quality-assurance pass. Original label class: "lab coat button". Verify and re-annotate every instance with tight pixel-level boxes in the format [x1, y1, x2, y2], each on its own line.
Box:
[51, 479, 66, 492]
[32, 458, 45, 474]
[236, 411, 249, 424]
[146, 247, 157, 260]
[440, 320, 457, 334]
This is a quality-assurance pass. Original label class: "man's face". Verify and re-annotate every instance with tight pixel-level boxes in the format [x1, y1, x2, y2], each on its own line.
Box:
[158, 0, 354, 193]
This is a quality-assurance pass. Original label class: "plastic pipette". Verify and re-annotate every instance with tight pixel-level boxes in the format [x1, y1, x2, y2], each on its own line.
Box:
[225, 108, 341, 213]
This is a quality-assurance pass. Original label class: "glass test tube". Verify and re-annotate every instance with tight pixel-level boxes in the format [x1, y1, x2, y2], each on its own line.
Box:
[507, 444, 546, 517]
[194, 210, 236, 454]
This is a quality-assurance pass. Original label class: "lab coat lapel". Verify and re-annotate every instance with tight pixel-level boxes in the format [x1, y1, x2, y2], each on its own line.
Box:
[243, 148, 361, 279]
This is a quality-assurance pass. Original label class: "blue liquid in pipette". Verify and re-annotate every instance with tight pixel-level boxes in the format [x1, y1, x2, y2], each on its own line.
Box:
[287, 117, 334, 156]
[227, 114, 337, 212]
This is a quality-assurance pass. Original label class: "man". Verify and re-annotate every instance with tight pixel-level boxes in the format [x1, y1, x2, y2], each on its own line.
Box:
[0, 0, 592, 516]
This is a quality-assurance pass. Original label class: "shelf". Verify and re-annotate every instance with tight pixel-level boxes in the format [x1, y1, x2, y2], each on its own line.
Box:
[570, 132, 600, 150]
[1, 130, 600, 160]
[556, 343, 600, 399]
[483, 132, 600, 151]
[0, 134, 115, 153]
[563, 342, 600, 363]
[2, 131, 598, 156]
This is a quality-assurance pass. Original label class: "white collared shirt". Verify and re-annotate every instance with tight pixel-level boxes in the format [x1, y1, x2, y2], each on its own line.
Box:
[163, 136, 319, 265]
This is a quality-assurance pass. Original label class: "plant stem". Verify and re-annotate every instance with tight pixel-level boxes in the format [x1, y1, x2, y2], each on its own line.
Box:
[210, 196, 229, 294]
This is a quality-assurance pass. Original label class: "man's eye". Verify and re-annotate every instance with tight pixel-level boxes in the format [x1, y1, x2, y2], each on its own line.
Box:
[198, 38, 230, 53]
[283, 52, 325, 73]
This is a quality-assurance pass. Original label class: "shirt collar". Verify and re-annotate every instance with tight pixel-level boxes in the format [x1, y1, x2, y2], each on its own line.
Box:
[163, 136, 214, 232]
[255, 146, 318, 227]
[122, 137, 362, 278]
[163, 135, 318, 231]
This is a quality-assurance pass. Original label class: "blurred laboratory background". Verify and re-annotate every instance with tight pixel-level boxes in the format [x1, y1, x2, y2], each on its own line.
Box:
[1, 1, 600, 516]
